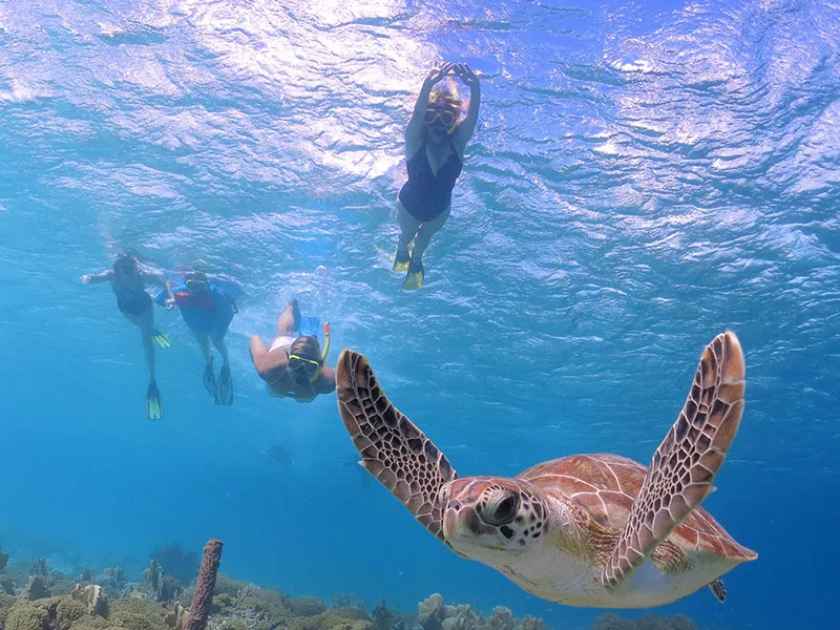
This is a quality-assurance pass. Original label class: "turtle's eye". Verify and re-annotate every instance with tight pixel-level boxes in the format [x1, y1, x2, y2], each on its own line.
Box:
[483, 491, 519, 526]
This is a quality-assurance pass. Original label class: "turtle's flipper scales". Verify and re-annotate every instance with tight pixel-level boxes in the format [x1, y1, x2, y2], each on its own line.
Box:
[336, 349, 457, 541]
[602, 331, 746, 587]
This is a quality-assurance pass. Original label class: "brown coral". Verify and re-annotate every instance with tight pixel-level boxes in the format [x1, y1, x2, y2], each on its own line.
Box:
[183, 540, 223, 630]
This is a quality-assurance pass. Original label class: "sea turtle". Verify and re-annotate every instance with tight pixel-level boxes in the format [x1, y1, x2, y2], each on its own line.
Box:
[335, 331, 756, 608]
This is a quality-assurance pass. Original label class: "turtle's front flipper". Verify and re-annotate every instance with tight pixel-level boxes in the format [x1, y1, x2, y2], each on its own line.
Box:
[602, 331, 746, 587]
[336, 349, 458, 541]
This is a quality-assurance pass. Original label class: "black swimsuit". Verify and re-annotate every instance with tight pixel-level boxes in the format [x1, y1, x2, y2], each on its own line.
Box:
[398, 139, 463, 222]
[115, 286, 152, 316]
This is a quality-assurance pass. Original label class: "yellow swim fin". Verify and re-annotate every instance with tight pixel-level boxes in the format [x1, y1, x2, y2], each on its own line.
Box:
[402, 261, 424, 290]
[146, 381, 162, 420]
[392, 249, 411, 273]
[152, 330, 171, 349]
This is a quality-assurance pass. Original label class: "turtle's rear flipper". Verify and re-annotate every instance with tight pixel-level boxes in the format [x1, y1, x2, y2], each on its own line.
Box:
[336, 349, 457, 541]
[708, 578, 727, 603]
[601, 331, 746, 587]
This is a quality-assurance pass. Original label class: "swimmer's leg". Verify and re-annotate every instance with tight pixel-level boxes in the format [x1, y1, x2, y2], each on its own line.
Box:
[402, 206, 450, 290]
[411, 204, 451, 264]
[136, 307, 162, 419]
[276, 299, 300, 337]
[213, 333, 233, 406]
[136, 307, 157, 382]
[395, 201, 420, 272]
[194, 331, 218, 402]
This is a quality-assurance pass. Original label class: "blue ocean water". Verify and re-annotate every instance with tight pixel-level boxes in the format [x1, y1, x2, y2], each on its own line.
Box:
[1, 0, 838, 628]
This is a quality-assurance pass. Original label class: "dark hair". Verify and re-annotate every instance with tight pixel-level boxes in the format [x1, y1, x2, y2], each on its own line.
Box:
[113, 253, 138, 275]
[289, 336, 322, 385]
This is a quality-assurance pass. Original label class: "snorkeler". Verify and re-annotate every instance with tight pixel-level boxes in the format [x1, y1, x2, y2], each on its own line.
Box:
[394, 62, 481, 289]
[160, 271, 241, 406]
[80, 253, 175, 420]
[248, 299, 335, 402]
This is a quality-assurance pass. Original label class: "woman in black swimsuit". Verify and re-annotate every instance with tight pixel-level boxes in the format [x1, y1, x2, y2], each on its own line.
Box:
[394, 62, 481, 289]
[81, 254, 175, 420]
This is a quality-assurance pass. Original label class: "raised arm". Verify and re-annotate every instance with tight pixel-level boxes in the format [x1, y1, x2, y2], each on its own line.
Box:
[452, 64, 481, 155]
[405, 63, 454, 159]
[80, 270, 113, 284]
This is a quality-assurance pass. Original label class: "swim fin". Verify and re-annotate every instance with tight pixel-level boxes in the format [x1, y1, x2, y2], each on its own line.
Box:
[392, 248, 411, 273]
[146, 381, 162, 420]
[217, 364, 234, 406]
[203, 360, 219, 403]
[152, 330, 171, 349]
[402, 260, 424, 290]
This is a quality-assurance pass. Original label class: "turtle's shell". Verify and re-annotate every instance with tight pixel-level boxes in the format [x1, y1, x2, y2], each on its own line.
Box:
[519, 454, 756, 560]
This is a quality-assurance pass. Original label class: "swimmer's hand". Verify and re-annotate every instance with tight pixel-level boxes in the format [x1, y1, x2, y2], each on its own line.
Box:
[454, 63, 479, 87]
[163, 281, 176, 309]
[80, 274, 92, 284]
[425, 62, 454, 87]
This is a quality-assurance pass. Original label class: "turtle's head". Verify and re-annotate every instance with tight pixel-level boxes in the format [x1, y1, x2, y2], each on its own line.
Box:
[440, 477, 547, 562]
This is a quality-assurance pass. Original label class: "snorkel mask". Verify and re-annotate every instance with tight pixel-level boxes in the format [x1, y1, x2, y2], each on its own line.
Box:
[185, 272, 210, 293]
[425, 89, 461, 135]
[424, 105, 459, 133]
[288, 323, 331, 384]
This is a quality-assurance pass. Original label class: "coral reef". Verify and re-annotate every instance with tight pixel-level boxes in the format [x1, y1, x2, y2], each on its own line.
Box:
[102, 567, 128, 595]
[76, 570, 94, 586]
[0, 548, 8, 572]
[183, 540, 223, 630]
[0, 593, 17, 625]
[1, 576, 15, 595]
[70, 585, 108, 617]
[150, 547, 199, 586]
[110, 597, 169, 630]
[144, 562, 163, 597]
[22, 577, 51, 601]
[593, 613, 697, 630]
[285, 597, 326, 618]
[0, 548, 698, 630]
[414, 594, 544, 630]
[143, 561, 180, 604]
[3, 594, 89, 630]
[30, 561, 48, 579]
[164, 602, 188, 630]
[371, 602, 398, 630]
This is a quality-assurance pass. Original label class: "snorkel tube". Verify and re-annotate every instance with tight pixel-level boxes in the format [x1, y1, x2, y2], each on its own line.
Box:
[320, 322, 331, 364]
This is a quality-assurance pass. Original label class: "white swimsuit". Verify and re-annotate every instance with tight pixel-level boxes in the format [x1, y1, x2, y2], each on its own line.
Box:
[270, 335, 296, 353]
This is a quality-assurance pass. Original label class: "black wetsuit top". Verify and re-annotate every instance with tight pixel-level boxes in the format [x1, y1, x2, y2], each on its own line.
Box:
[398, 139, 463, 222]
[114, 280, 152, 316]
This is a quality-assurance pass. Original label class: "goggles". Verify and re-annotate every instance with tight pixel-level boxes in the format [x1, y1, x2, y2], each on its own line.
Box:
[289, 354, 320, 369]
[424, 107, 457, 127]
[288, 322, 332, 383]
[186, 276, 209, 292]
